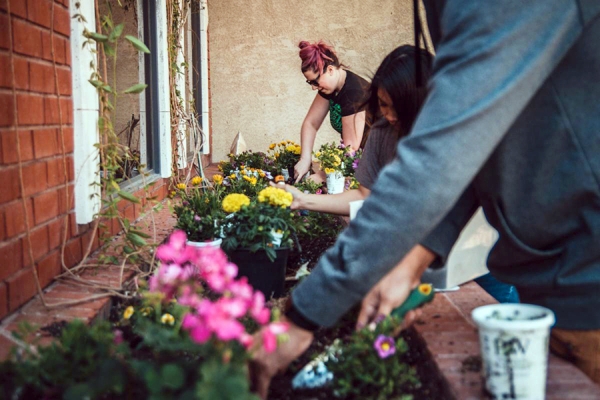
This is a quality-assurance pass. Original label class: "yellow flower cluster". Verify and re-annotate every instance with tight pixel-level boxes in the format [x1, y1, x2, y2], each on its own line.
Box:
[161, 313, 175, 326]
[222, 193, 250, 213]
[176, 183, 186, 190]
[213, 174, 223, 185]
[258, 187, 293, 208]
[243, 175, 258, 185]
[191, 176, 203, 186]
[123, 306, 135, 319]
[269, 140, 301, 157]
[324, 167, 336, 174]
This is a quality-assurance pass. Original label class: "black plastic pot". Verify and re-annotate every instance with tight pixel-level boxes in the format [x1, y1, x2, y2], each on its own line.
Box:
[228, 247, 290, 299]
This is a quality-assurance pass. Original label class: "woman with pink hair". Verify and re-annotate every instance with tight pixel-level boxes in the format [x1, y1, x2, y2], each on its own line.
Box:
[294, 40, 369, 183]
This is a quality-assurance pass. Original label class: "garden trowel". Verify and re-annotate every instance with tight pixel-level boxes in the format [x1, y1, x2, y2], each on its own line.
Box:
[291, 283, 435, 390]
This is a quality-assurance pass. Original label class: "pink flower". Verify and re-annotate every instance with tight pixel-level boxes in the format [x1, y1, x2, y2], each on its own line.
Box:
[156, 230, 195, 265]
[262, 322, 289, 353]
[373, 334, 396, 359]
[183, 314, 211, 344]
[315, 189, 322, 195]
[113, 329, 124, 345]
[250, 292, 270, 324]
[239, 333, 254, 349]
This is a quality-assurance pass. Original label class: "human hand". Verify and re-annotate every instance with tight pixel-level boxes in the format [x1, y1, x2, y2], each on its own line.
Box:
[249, 316, 314, 399]
[356, 245, 435, 330]
[269, 181, 305, 210]
[294, 158, 312, 183]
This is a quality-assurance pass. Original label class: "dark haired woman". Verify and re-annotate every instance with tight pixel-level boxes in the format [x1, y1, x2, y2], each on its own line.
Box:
[294, 40, 369, 183]
[281, 45, 431, 215]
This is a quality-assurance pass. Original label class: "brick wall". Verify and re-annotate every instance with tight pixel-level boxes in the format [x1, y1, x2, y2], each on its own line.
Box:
[0, 0, 170, 321]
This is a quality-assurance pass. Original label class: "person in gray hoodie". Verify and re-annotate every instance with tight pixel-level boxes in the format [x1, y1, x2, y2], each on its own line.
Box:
[250, 1, 600, 397]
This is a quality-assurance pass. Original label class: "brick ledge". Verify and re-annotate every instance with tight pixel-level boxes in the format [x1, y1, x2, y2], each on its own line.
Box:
[414, 282, 600, 399]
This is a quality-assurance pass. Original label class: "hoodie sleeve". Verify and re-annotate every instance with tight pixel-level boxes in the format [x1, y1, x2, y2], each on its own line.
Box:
[291, 0, 583, 327]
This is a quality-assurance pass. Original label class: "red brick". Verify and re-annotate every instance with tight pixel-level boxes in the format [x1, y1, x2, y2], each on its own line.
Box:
[0, 238, 23, 281]
[46, 157, 67, 188]
[0, 206, 5, 241]
[0, 129, 34, 164]
[29, 61, 55, 94]
[22, 224, 50, 266]
[4, 198, 34, 238]
[0, 54, 28, 90]
[12, 18, 42, 58]
[59, 126, 73, 152]
[81, 224, 100, 255]
[47, 217, 67, 250]
[0, 166, 20, 203]
[0, 93, 15, 126]
[0, 0, 28, 18]
[41, 30, 67, 64]
[0, 282, 7, 320]
[32, 128, 58, 158]
[63, 236, 81, 268]
[56, 66, 71, 95]
[28, 0, 52, 28]
[65, 35, 71, 65]
[57, 183, 74, 214]
[44, 96, 70, 124]
[22, 160, 47, 196]
[33, 189, 59, 224]
[52, 4, 70, 37]
[37, 250, 62, 287]
[7, 267, 37, 311]
[0, 14, 9, 50]
[17, 93, 45, 125]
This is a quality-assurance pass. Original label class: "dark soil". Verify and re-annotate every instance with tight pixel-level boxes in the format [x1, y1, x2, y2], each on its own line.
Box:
[39, 320, 69, 338]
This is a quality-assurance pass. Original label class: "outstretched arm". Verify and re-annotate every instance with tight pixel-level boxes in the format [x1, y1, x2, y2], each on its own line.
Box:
[295, 94, 329, 182]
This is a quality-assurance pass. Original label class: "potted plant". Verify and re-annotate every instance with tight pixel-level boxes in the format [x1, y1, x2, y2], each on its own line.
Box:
[314, 142, 346, 194]
[268, 140, 301, 182]
[173, 176, 225, 248]
[220, 187, 301, 298]
[221, 166, 272, 197]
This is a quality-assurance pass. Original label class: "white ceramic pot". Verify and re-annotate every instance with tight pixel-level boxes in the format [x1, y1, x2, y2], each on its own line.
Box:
[471, 303, 555, 400]
[186, 238, 222, 248]
[326, 171, 344, 194]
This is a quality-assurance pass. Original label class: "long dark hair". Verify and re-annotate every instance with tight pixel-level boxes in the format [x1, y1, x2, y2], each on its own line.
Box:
[366, 45, 433, 136]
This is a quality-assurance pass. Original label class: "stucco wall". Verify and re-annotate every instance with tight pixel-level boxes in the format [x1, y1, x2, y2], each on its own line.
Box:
[207, 0, 416, 163]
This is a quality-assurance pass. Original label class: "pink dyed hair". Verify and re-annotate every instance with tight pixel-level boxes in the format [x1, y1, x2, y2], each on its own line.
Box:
[298, 40, 342, 73]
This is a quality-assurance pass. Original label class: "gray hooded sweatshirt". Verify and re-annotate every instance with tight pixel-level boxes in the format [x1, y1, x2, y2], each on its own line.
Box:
[291, 0, 600, 330]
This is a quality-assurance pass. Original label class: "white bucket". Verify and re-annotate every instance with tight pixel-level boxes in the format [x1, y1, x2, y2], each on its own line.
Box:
[326, 171, 344, 194]
[472, 303, 555, 400]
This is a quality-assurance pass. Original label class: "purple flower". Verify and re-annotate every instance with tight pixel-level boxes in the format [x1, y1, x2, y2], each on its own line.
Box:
[374, 334, 396, 359]
[183, 201, 190, 206]
[352, 159, 360, 170]
[194, 215, 201, 222]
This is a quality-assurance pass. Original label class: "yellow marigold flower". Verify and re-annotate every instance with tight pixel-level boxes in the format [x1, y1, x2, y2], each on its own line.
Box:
[168, 190, 176, 198]
[269, 143, 276, 150]
[176, 183, 186, 190]
[243, 175, 252, 183]
[324, 167, 335, 174]
[274, 152, 280, 159]
[279, 141, 286, 146]
[333, 155, 341, 166]
[191, 176, 202, 186]
[229, 173, 237, 180]
[213, 174, 223, 185]
[222, 193, 250, 213]
[259, 171, 265, 178]
[218, 164, 224, 171]
[161, 313, 175, 326]
[258, 187, 293, 207]
[123, 306, 135, 320]
[250, 177, 258, 185]
[315, 152, 321, 157]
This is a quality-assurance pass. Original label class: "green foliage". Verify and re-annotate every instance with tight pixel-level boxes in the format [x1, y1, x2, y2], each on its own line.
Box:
[218, 151, 278, 177]
[173, 181, 226, 242]
[327, 317, 420, 400]
[221, 199, 302, 262]
[267, 140, 301, 172]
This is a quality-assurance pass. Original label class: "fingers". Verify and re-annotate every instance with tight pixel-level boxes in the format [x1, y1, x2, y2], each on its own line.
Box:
[356, 297, 377, 330]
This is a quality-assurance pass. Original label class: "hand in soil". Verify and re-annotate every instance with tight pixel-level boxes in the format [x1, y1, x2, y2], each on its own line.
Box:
[356, 245, 435, 330]
[250, 316, 314, 399]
